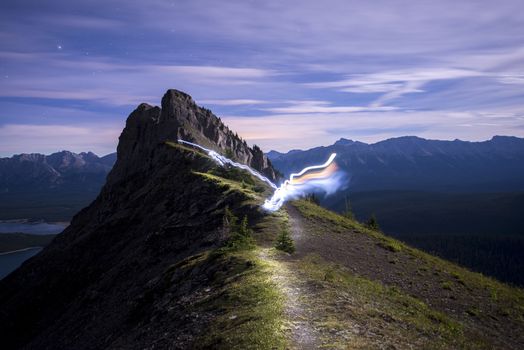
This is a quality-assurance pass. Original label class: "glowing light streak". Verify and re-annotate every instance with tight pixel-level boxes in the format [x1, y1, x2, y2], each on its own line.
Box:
[262, 153, 342, 211]
[178, 139, 277, 189]
[178, 139, 345, 212]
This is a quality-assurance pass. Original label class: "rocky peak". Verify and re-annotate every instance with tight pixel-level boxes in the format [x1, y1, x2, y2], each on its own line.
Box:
[113, 89, 277, 183]
[334, 138, 355, 146]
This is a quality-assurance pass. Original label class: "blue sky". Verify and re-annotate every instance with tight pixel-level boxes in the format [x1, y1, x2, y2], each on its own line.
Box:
[1, 0, 523, 156]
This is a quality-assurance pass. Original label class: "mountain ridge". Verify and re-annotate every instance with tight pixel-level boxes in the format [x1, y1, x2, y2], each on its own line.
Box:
[267, 135, 524, 192]
[269, 135, 524, 156]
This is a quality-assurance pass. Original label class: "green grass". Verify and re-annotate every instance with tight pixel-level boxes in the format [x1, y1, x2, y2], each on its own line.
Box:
[160, 223, 287, 349]
[165, 140, 208, 157]
[164, 142, 288, 347]
[293, 199, 406, 251]
[298, 254, 471, 349]
[377, 240, 403, 252]
[194, 249, 286, 349]
[441, 281, 453, 291]
[293, 198, 524, 327]
[193, 171, 258, 199]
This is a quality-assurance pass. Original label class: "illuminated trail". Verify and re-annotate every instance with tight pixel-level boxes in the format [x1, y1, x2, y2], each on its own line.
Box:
[178, 139, 344, 212]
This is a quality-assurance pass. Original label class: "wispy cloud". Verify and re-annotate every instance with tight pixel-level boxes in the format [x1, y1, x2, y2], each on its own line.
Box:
[223, 108, 524, 152]
[0, 124, 121, 157]
[0, 56, 278, 106]
[264, 100, 396, 114]
[307, 68, 485, 106]
[151, 65, 274, 79]
[199, 99, 269, 106]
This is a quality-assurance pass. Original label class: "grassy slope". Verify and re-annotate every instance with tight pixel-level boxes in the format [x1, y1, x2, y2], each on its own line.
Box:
[161, 141, 524, 348]
[326, 190, 524, 286]
[163, 141, 288, 349]
[292, 199, 524, 348]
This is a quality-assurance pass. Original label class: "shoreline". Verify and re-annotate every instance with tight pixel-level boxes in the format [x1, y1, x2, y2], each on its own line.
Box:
[0, 246, 42, 256]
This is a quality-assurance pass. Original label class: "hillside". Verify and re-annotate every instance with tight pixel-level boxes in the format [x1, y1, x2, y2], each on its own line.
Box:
[0, 151, 116, 221]
[0, 89, 523, 349]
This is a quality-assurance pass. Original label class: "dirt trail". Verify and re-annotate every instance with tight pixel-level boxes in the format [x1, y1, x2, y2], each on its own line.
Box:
[257, 205, 322, 349]
[258, 247, 320, 349]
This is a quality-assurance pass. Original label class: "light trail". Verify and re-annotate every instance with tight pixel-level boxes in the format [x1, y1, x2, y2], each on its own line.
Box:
[178, 139, 277, 189]
[178, 139, 345, 212]
[262, 153, 342, 211]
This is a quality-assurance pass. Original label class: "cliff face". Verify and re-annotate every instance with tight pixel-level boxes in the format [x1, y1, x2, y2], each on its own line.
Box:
[0, 89, 276, 349]
[112, 89, 276, 184]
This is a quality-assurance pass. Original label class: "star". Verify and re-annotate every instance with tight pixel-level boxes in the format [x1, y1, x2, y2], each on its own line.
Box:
[57, 45, 62, 50]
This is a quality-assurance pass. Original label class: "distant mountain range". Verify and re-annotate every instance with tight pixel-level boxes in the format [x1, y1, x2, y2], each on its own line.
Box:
[268, 136, 524, 193]
[0, 151, 116, 220]
[0, 150, 116, 192]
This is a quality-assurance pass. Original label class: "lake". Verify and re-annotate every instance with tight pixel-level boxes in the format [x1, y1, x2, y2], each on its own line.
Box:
[0, 220, 68, 235]
[0, 220, 67, 280]
[0, 247, 42, 279]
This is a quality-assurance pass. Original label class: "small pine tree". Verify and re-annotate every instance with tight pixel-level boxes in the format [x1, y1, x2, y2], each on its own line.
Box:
[224, 206, 238, 231]
[366, 214, 380, 231]
[224, 211, 253, 250]
[275, 226, 295, 254]
[343, 196, 355, 220]
[238, 215, 251, 238]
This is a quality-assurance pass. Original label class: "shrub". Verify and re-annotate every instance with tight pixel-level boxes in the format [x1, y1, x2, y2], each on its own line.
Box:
[275, 226, 295, 254]
[224, 208, 253, 250]
[366, 214, 380, 231]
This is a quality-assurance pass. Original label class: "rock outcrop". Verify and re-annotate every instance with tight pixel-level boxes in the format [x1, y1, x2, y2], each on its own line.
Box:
[113, 89, 276, 183]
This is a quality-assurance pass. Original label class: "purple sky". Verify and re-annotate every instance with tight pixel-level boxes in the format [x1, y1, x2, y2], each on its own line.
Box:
[1, 0, 524, 156]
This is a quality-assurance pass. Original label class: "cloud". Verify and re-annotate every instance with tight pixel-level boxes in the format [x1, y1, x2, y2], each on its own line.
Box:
[40, 14, 124, 29]
[151, 65, 274, 79]
[199, 99, 269, 106]
[0, 124, 121, 157]
[497, 74, 524, 85]
[264, 100, 396, 113]
[371, 81, 425, 107]
[0, 56, 278, 106]
[222, 108, 524, 152]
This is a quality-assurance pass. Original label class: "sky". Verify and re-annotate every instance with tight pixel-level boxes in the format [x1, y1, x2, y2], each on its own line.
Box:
[1, 0, 524, 156]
